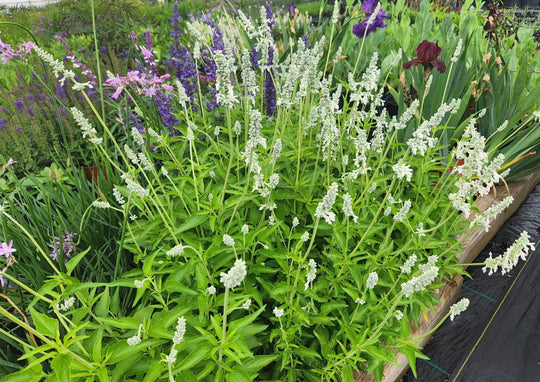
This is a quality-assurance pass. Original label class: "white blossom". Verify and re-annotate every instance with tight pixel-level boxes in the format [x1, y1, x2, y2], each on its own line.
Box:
[482, 231, 535, 275]
[172, 316, 186, 344]
[166, 245, 185, 257]
[315, 182, 339, 224]
[241, 224, 249, 235]
[220, 259, 247, 289]
[401, 256, 439, 297]
[223, 234, 235, 247]
[342, 193, 358, 223]
[56, 296, 76, 311]
[400, 254, 417, 274]
[242, 299, 252, 310]
[207, 285, 216, 295]
[134, 279, 145, 288]
[92, 200, 110, 209]
[393, 160, 413, 182]
[449, 298, 469, 320]
[394, 200, 412, 222]
[304, 259, 317, 290]
[300, 231, 310, 242]
[273, 307, 284, 318]
[366, 271, 378, 290]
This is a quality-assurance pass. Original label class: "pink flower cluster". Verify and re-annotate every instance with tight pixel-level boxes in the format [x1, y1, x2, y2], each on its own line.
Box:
[0, 38, 35, 64]
[103, 71, 173, 100]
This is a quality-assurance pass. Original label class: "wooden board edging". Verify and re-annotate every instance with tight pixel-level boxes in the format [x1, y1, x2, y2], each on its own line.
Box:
[354, 171, 540, 382]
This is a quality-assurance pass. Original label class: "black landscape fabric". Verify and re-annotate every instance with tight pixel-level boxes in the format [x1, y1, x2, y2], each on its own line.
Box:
[404, 183, 540, 382]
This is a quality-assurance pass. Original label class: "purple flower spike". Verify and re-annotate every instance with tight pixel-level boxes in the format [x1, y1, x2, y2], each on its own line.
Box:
[0, 267, 7, 287]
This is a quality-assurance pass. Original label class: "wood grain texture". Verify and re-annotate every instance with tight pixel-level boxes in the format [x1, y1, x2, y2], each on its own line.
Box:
[354, 171, 540, 382]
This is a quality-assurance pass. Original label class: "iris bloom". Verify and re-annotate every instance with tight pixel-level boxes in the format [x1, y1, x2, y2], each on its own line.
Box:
[403, 40, 446, 73]
[352, 0, 389, 38]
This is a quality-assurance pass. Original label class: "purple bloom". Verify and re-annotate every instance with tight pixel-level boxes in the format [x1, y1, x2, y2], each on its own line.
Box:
[403, 40, 446, 73]
[352, 0, 389, 38]
[49, 231, 77, 261]
[265, 2, 277, 30]
[170, 0, 182, 42]
[264, 46, 276, 116]
[0, 240, 16, 258]
[288, 4, 297, 18]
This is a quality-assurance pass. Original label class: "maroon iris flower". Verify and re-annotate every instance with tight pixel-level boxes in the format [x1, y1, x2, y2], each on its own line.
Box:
[403, 40, 446, 73]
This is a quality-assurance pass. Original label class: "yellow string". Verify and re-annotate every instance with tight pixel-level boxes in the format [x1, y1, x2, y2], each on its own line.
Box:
[452, 249, 537, 381]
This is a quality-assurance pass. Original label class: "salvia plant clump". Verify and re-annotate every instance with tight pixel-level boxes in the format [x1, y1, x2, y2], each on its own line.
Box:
[0, 1, 538, 381]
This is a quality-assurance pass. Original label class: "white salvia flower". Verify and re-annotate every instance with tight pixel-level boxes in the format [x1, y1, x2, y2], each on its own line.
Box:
[165, 348, 178, 364]
[331, 0, 340, 24]
[113, 187, 125, 206]
[34, 45, 66, 78]
[124, 145, 139, 165]
[214, 50, 237, 108]
[300, 231, 310, 242]
[473, 196, 514, 232]
[394, 200, 412, 222]
[395, 310, 404, 320]
[175, 80, 190, 109]
[393, 160, 413, 182]
[123, 177, 149, 198]
[271, 139, 282, 162]
[366, 272, 378, 290]
[148, 128, 162, 142]
[71, 107, 98, 139]
[72, 81, 93, 91]
[384, 206, 392, 216]
[268, 215, 276, 226]
[242, 299, 252, 310]
[186, 125, 195, 142]
[167, 245, 185, 257]
[273, 307, 284, 318]
[268, 173, 280, 189]
[92, 200, 110, 209]
[401, 256, 439, 297]
[315, 182, 339, 224]
[234, 121, 242, 136]
[134, 279, 145, 289]
[172, 316, 186, 344]
[482, 231, 534, 275]
[241, 224, 249, 235]
[390, 99, 419, 131]
[131, 127, 145, 146]
[238, 9, 258, 38]
[292, 217, 300, 228]
[208, 193, 213, 202]
[130, 214, 137, 221]
[127, 335, 141, 346]
[342, 193, 358, 223]
[241, 48, 258, 102]
[533, 109, 540, 122]
[391, 48, 403, 68]
[88, 137, 103, 144]
[213, 126, 220, 137]
[416, 222, 426, 237]
[161, 167, 168, 177]
[368, 183, 377, 194]
[400, 254, 417, 274]
[355, 298, 365, 305]
[56, 296, 76, 311]
[207, 285, 216, 295]
[304, 259, 317, 290]
[127, 324, 143, 346]
[138, 153, 152, 171]
[220, 259, 247, 289]
[449, 298, 469, 320]
[496, 120, 509, 133]
[209, 170, 216, 179]
[223, 234, 235, 247]
[451, 39, 462, 63]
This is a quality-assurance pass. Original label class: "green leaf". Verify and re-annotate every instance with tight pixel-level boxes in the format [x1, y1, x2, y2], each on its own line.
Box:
[173, 214, 208, 234]
[51, 353, 72, 381]
[106, 339, 166, 364]
[241, 355, 278, 374]
[0, 366, 43, 382]
[99, 317, 140, 330]
[28, 307, 58, 339]
[95, 288, 110, 317]
[176, 342, 213, 371]
[225, 369, 251, 382]
[142, 361, 164, 382]
[65, 247, 91, 276]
